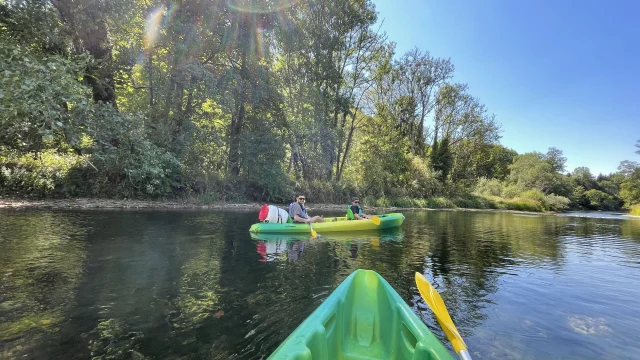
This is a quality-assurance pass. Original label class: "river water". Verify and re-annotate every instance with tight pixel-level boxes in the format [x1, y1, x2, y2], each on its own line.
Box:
[1, 209, 639, 359]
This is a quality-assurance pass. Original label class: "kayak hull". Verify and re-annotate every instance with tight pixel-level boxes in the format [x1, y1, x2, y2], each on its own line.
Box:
[268, 269, 455, 360]
[250, 213, 405, 233]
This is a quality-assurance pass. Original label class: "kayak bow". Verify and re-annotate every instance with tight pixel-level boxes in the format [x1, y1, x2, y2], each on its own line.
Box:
[268, 269, 454, 360]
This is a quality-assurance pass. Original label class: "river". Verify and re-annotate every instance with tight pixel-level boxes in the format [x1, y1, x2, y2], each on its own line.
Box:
[1, 209, 639, 359]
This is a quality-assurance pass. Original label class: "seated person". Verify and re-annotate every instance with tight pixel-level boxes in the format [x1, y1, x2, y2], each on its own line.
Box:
[348, 197, 372, 220]
[288, 195, 325, 223]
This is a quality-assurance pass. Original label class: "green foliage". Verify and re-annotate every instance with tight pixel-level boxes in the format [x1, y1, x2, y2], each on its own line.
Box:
[452, 195, 496, 209]
[0, 0, 629, 211]
[571, 167, 595, 190]
[630, 205, 640, 216]
[79, 105, 183, 197]
[406, 156, 442, 197]
[0, 40, 90, 150]
[508, 153, 558, 193]
[619, 165, 640, 207]
[501, 184, 521, 199]
[473, 145, 518, 180]
[520, 189, 546, 203]
[0, 148, 88, 197]
[583, 189, 614, 210]
[497, 197, 543, 212]
[543, 147, 567, 173]
[474, 177, 503, 197]
[543, 194, 571, 211]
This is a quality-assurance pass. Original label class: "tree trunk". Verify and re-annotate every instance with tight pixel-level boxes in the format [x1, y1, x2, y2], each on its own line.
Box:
[227, 21, 249, 176]
[52, 0, 117, 106]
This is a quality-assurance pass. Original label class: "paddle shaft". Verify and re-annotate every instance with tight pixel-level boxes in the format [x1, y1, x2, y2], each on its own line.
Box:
[308, 221, 317, 238]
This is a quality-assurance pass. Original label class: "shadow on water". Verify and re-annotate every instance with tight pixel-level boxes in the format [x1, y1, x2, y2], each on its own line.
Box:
[1, 209, 639, 359]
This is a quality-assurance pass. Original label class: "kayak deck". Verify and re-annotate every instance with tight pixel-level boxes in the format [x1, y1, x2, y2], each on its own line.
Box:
[250, 213, 404, 234]
[268, 269, 454, 360]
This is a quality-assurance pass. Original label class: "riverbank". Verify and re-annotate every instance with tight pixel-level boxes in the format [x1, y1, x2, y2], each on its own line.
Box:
[0, 197, 552, 215]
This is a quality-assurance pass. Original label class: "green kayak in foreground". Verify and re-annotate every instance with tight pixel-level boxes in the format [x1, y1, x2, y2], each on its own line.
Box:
[250, 213, 405, 234]
[268, 269, 455, 360]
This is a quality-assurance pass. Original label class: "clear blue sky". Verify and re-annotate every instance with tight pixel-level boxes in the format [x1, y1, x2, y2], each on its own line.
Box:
[372, 0, 640, 175]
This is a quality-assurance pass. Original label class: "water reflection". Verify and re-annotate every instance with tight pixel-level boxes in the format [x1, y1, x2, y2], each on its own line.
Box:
[249, 229, 404, 263]
[0, 210, 638, 359]
[0, 210, 89, 359]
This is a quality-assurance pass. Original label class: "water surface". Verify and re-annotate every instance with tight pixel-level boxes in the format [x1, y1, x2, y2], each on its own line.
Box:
[1, 209, 639, 359]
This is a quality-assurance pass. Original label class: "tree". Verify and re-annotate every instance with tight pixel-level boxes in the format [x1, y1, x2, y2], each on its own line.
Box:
[570, 166, 595, 190]
[620, 166, 640, 206]
[543, 147, 567, 173]
[473, 145, 518, 180]
[508, 152, 559, 193]
[394, 48, 454, 155]
[584, 189, 616, 210]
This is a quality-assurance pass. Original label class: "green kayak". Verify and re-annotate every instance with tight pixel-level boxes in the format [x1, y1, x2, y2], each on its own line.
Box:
[250, 213, 405, 234]
[268, 269, 455, 360]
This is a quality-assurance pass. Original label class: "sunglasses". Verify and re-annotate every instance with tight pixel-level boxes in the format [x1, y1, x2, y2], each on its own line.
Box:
[354, 201, 359, 204]
[297, 198, 306, 201]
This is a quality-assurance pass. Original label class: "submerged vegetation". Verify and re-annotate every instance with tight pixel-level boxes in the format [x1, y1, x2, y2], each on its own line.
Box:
[0, 0, 639, 212]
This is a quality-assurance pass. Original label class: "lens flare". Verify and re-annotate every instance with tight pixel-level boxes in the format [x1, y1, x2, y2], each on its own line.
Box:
[226, 0, 297, 14]
[144, 7, 165, 49]
[255, 27, 265, 58]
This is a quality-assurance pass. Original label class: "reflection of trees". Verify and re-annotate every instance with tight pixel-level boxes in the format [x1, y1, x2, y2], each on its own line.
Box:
[397, 212, 570, 340]
[621, 219, 640, 241]
[200, 220, 369, 359]
[0, 210, 88, 358]
[56, 211, 195, 359]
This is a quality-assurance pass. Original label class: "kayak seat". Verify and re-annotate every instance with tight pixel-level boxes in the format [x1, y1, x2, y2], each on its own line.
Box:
[346, 207, 355, 220]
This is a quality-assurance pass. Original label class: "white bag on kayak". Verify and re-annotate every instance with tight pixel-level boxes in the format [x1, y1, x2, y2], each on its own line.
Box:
[258, 204, 290, 224]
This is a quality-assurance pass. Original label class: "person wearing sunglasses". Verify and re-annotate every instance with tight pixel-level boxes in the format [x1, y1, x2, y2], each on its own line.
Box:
[347, 197, 372, 220]
[288, 195, 324, 224]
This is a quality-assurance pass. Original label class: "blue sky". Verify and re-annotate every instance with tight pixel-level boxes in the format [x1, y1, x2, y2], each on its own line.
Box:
[372, 0, 639, 175]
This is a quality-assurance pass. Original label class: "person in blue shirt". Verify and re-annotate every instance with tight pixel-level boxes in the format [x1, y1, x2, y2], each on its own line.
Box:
[288, 195, 324, 223]
[348, 197, 372, 220]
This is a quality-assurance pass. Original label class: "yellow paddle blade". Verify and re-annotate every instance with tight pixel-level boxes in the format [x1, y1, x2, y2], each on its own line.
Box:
[309, 225, 317, 238]
[370, 215, 381, 225]
[415, 272, 467, 355]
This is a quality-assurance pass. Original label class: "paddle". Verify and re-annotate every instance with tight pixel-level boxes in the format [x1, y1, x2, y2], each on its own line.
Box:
[308, 221, 317, 238]
[415, 272, 472, 360]
[370, 215, 381, 225]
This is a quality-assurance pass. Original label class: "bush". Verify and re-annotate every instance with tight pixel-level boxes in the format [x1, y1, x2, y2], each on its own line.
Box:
[0, 148, 88, 197]
[453, 195, 496, 209]
[407, 156, 442, 198]
[630, 205, 640, 216]
[501, 184, 521, 198]
[474, 177, 503, 197]
[80, 105, 183, 197]
[497, 197, 543, 212]
[543, 194, 570, 211]
[426, 197, 456, 209]
[520, 189, 546, 203]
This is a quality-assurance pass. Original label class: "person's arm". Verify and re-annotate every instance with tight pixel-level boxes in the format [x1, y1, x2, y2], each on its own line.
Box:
[294, 214, 309, 223]
[351, 205, 366, 220]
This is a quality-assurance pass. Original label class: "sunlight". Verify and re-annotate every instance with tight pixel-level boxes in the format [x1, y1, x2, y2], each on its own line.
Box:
[226, 0, 297, 14]
[144, 7, 166, 50]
